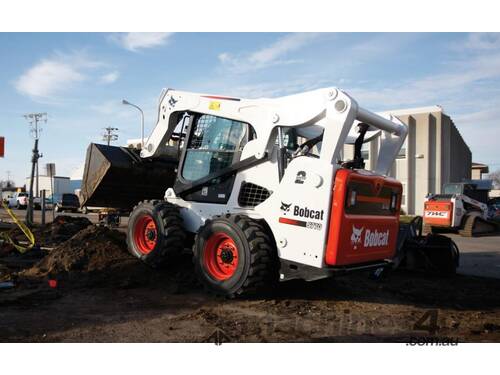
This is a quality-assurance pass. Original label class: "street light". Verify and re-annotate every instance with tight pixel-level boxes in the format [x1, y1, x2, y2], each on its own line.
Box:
[122, 99, 145, 148]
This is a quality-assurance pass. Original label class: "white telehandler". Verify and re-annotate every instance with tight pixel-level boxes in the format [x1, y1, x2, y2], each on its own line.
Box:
[81, 87, 458, 297]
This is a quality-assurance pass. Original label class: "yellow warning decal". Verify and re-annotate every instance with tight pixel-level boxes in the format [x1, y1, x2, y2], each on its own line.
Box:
[209, 101, 221, 110]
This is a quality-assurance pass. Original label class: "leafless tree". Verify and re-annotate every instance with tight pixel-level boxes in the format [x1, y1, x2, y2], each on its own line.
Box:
[488, 170, 500, 189]
[0, 179, 15, 189]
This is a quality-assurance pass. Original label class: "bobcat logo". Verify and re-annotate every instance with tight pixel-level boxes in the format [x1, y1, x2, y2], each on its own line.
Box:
[280, 202, 292, 213]
[168, 95, 178, 107]
[351, 225, 364, 249]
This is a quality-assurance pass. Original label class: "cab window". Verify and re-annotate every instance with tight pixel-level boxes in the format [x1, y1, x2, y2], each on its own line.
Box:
[181, 114, 253, 181]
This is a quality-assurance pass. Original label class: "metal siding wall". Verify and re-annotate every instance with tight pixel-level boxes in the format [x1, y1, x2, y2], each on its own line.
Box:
[441, 114, 451, 190]
[413, 113, 431, 215]
[449, 121, 472, 182]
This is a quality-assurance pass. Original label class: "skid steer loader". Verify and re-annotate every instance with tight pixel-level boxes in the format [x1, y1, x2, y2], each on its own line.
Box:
[81, 87, 458, 297]
[122, 87, 415, 296]
[423, 182, 498, 237]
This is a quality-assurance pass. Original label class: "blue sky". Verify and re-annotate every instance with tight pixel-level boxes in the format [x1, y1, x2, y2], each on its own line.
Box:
[1, 32, 500, 185]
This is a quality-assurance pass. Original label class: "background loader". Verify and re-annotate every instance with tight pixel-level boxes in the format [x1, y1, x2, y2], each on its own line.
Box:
[423, 182, 498, 237]
[81, 87, 459, 297]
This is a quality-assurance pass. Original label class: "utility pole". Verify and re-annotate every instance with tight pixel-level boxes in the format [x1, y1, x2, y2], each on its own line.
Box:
[102, 126, 119, 146]
[6, 170, 12, 186]
[24, 112, 46, 226]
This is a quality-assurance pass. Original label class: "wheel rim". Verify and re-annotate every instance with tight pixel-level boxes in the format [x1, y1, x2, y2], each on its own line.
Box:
[203, 232, 239, 281]
[133, 215, 158, 254]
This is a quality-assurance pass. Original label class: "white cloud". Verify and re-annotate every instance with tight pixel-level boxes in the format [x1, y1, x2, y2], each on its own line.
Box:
[15, 59, 84, 99]
[14, 51, 105, 101]
[113, 32, 173, 51]
[349, 50, 500, 110]
[100, 71, 120, 84]
[462, 33, 500, 51]
[218, 33, 321, 72]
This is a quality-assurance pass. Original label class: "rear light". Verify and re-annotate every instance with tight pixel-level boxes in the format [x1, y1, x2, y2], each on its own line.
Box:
[390, 193, 397, 210]
[349, 190, 357, 207]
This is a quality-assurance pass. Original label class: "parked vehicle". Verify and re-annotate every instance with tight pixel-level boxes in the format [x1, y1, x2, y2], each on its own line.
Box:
[33, 197, 53, 210]
[51, 193, 80, 213]
[7, 192, 29, 209]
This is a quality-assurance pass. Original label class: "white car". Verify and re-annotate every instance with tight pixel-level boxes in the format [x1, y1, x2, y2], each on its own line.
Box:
[7, 192, 29, 209]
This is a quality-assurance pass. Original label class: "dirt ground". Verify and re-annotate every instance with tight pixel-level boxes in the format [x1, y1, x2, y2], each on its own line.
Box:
[1, 218, 499, 343]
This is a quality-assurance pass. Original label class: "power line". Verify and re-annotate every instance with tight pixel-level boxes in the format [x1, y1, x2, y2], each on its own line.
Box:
[23, 112, 46, 226]
[102, 126, 119, 146]
[24, 112, 46, 140]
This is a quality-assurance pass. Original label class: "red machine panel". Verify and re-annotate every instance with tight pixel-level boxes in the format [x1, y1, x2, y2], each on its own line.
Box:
[423, 201, 453, 227]
[325, 169, 402, 266]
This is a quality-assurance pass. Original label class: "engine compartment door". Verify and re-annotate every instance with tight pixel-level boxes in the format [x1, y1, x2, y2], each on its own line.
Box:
[325, 169, 402, 266]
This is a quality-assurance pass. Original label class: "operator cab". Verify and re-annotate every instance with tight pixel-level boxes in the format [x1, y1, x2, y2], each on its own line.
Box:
[442, 182, 489, 204]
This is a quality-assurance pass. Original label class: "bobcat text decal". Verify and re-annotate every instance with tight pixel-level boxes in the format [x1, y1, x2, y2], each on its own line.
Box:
[351, 225, 390, 249]
[279, 203, 324, 230]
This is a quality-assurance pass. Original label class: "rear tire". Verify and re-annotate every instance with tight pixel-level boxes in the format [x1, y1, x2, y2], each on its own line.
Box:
[193, 214, 278, 298]
[127, 200, 185, 267]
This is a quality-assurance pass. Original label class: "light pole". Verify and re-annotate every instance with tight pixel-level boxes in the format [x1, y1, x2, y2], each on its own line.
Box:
[122, 99, 145, 148]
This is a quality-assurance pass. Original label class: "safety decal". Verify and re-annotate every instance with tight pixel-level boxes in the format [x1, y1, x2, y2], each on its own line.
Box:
[209, 101, 221, 110]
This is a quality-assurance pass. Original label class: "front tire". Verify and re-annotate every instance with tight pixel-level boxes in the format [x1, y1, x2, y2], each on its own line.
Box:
[127, 200, 185, 267]
[193, 214, 278, 298]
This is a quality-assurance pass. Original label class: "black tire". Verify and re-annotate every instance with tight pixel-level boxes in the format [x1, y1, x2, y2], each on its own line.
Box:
[127, 200, 186, 267]
[193, 214, 278, 298]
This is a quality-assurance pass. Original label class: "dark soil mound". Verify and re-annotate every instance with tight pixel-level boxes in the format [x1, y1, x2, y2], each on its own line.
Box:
[21, 225, 198, 291]
[8, 215, 92, 248]
[36, 216, 93, 246]
[24, 225, 131, 277]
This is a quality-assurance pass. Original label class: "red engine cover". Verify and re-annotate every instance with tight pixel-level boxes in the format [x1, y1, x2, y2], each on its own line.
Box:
[423, 200, 453, 227]
[325, 169, 402, 266]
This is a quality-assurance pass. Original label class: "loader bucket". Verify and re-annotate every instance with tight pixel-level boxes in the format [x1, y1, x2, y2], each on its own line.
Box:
[79, 143, 178, 211]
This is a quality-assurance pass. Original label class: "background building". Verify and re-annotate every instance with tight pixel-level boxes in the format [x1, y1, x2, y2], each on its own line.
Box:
[471, 162, 489, 180]
[25, 175, 72, 197]
[345, 106, 472, 215]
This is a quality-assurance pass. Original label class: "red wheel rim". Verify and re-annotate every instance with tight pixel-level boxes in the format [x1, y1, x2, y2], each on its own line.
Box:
[133, 215, 158, 254]
[203, 232, 239, 281]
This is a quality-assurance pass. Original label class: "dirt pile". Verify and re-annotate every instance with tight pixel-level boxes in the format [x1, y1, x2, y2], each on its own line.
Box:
[7, 216, 92, 248]
[24, 225, 131, 277]
[20, 225, 198, 290]
[34, 216, 93, 246]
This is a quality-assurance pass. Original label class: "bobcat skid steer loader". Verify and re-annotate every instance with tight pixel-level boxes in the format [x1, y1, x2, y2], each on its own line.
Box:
[119, 87, 456, 297]
[423, 182, 498, 237]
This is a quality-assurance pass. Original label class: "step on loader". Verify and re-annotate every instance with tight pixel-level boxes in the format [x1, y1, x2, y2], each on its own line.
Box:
[81, 87, 460, 297]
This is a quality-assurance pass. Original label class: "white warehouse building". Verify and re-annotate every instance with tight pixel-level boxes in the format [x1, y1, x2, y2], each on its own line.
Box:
[345, 106, 472, 215]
